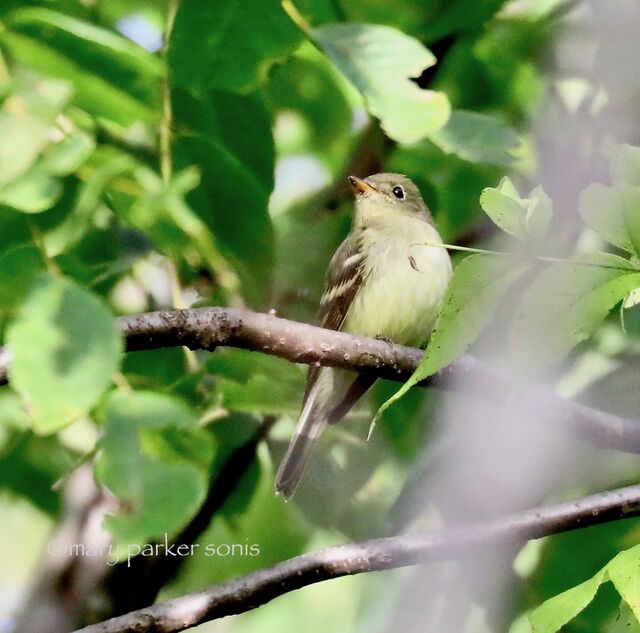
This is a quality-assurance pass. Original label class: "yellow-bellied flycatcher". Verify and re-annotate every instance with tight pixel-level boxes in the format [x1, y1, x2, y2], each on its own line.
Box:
[276, 173, 452, 499]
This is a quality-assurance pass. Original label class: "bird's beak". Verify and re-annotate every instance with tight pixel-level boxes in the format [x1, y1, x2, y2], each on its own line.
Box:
[348, 175, 377, 195]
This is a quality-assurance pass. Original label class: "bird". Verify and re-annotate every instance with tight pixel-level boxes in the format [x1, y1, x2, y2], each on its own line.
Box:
[275, 173, 452, 500]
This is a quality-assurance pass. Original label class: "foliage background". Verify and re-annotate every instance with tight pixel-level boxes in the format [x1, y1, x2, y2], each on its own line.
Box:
[0, 0, 640, 632]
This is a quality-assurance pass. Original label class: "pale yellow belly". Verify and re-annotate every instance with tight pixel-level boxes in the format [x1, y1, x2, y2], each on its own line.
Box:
[343, 220, 452, 347]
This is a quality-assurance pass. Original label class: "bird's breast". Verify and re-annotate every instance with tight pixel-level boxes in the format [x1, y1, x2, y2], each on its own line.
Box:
[343, 218, 452, 347]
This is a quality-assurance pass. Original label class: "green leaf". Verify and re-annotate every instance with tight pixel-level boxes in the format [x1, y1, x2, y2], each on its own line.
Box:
[1, 7, 162, 125]
[169, 0, 302, 94]
[610, 144, 640, 187]
[44, 149, 134, 256]
[206, 349, 305, 415]
[606, 601, 640, 633]
[264, 48, 353, 154]
[0, 245, 45, 313]
[607, 545, 640, 623]
[480, 177, 527, 237]
[481, 177, 554, 241]
[377, 254, 529, 416]
[40, 132, 95, 176]
[172, 89, 275, 302]
[0, 111, 47, 186]
[525, 186, 553, 242]
[529, 544, 640, 633]
[430, 110, 520, 166]
[0, 170, 62, 213]
[312, 23, 450, 143]
[6, 274, 122, 433]
[95, 391, 212, 544]
[580, 184, 640, 258]
[529, 569, 607, 633]
[510, 254, 640, 372]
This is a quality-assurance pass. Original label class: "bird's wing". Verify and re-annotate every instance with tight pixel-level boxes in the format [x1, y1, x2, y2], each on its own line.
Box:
[302, 232, 366, 404]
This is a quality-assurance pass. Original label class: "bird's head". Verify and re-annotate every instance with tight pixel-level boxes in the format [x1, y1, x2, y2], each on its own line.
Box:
[348, 173, 434, 224]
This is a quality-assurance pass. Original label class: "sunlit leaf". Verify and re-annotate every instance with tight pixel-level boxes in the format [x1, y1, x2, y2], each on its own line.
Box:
[313, 23, 450, 143]
[607, 545, 640, 622]
[529, 544, 640, 633]
[6, 274, 122, 433]
[0, 170, 62, 213]
[1, 7, 161, 125]
[529, 569, 607, 633]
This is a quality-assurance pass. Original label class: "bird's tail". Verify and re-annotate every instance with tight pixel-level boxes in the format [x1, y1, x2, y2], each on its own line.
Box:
[275, 388, 328, 501]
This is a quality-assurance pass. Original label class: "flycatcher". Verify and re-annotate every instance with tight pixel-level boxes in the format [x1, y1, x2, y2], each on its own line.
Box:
[275, 173, 452, 499]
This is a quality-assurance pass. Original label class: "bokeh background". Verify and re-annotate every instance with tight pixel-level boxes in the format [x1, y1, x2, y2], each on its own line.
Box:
[1, 0, 640, 632]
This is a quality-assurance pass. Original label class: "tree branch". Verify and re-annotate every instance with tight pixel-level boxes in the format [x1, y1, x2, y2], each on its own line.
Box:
[1, 306, 640, 453]
[74, 484, 640, 633]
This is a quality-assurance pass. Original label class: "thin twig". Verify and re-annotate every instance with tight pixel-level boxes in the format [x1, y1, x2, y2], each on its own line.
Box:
[74, 484, 640, 633]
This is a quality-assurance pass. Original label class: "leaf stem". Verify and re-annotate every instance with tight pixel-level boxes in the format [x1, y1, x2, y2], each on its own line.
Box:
[160, 0, 198, 372]
[281, 0, 311, 34]
[418, 242, 636, 273]
[160, 0, 178, 184]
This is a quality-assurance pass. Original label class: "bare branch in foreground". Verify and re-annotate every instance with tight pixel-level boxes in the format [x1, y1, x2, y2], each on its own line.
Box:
[75, 484, 640, 633]
[1, 306, 639, 453]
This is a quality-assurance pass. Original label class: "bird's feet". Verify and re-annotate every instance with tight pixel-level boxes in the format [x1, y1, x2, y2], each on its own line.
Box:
[374, 334, 394, 346]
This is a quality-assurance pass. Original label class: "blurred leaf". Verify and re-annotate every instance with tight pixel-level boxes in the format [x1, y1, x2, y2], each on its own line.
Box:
[171, 448, 308, 592]
[172, 89, 275, 302]
[0, 392, 30, 432]
[580, 184, 640, 258]
[525, 186, 553, 242]
[378, 254, 529, 416]
[123, 165, 233, 281]
[0, 111, 47, 186]
[96, 390, 212, 544]
[0, 169, 62, 213]
[207, 349, 305, 416]
[1, 7, 161, 125]
[0, 245, 45, 313]
[312, 23, 450, 143]
[421, 0, 508, 43]
[264, 49, 352, 155]
[6, 274, 122, 433]
[431, 110, 520, 166]
[0, 429, 74, 515]
[169, 0, 302, 94]
[372, 379, 431, 461]
[44, 149, 134, 256]
[40, 131, 95, 176]
[510, 254, 640, 372]
[610, 144, 640, 187]
[122, 348, 187, 390]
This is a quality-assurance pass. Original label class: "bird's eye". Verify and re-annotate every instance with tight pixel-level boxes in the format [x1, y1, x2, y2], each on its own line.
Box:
[392, 185, 405, 200]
